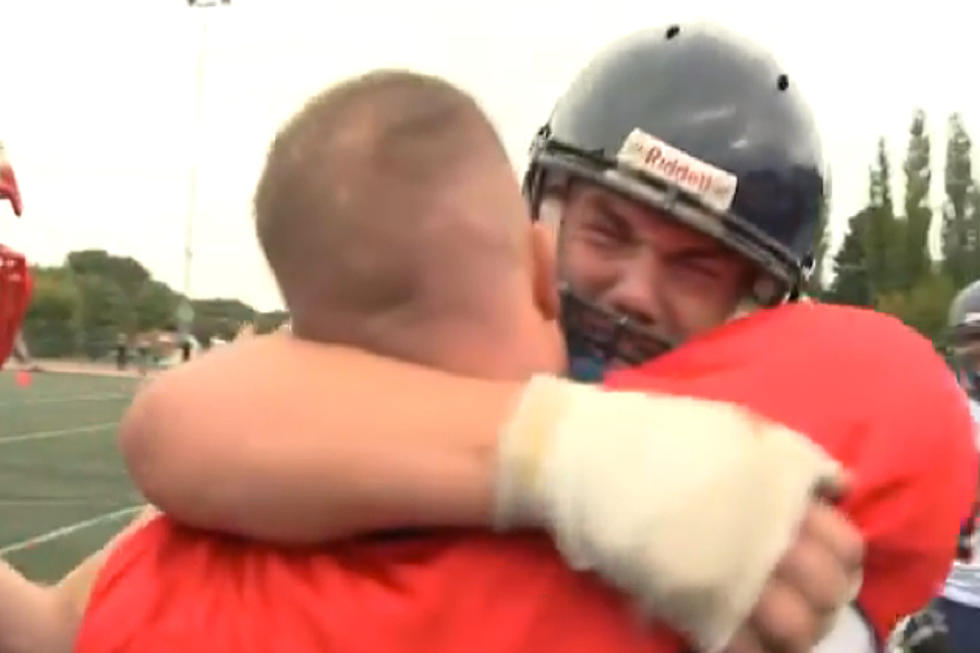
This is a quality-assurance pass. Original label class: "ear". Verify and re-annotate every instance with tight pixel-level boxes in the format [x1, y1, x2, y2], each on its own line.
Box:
[530, 221, 559, 321]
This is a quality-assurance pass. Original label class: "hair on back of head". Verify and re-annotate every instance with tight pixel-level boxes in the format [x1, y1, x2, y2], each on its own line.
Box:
[254, 69, 524, 350]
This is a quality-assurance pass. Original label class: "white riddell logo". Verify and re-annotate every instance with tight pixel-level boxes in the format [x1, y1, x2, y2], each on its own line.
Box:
[616, 128, 738, 214]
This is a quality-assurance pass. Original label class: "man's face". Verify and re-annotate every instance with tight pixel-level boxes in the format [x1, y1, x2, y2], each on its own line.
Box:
[555, 183, 756, 346]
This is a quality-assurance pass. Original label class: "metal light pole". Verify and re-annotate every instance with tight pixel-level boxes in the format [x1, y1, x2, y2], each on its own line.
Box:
[178, 0, 230, 335]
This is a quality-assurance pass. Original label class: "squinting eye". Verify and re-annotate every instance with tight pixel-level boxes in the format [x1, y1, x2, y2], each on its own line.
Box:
[588, 223, 622, 241]
[672, 260, 720, 280]
[585, 213, 632, 243]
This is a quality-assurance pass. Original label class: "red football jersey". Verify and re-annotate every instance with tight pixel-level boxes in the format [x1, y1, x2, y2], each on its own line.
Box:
[75, 519, 680, 653]
[606, 302, 978, 641]
[75, 302, 976, 652]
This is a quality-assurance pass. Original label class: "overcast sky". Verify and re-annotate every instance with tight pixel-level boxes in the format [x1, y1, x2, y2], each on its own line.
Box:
[2, 0, 978, 311]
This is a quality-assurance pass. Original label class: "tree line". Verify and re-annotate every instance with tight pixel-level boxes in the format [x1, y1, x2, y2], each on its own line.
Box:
[22, 111, 979, 360]
[818, 110, 979, 346]
[24, 249, 287, 359]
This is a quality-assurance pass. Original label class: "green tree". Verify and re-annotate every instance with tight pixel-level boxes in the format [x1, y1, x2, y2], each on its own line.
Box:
[941, 113, 975, 287]
[966, 187, 980, 283]
[191, 298, 256, 323]
[75, 274, 132, 358]
[875, 271, 956, 343]
[67, 249, 151, 304]
[190, 298, 256, 343]
[191, 315, 241, 346]
[22, 269, 82, 357]
[827, 210, 872, 306]
[134, 280, 179, 332]
[20, 249, 266, 359]
[864, 137, 904, 294]
[902, 109, 933, 287]
[254, 311, 290, 334]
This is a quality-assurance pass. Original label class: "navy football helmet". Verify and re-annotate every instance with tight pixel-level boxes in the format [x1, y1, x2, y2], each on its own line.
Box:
[522, 23, 828, 379]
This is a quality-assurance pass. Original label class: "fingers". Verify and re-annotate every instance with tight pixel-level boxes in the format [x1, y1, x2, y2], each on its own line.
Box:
[733, 504, 865, 653]
[724, 626, 768, 653]
[799, 503, 864, 576]
[774, 528, 852, 614]
[747, 578, 819, 653]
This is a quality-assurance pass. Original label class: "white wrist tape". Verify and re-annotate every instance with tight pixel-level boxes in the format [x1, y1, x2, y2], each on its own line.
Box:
[494, 375, 843, 652]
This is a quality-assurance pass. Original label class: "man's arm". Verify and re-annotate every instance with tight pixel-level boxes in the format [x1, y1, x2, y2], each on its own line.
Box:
[52, 506, 159, 616]
[121, 333, 515, 543]
[0, 560, 69, 653]
[0, 506, 158, 653]
[121, 332, 862, 653]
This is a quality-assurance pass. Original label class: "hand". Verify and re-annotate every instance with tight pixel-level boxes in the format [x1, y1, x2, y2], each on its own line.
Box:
[494, 376, 848, 653]
[726, 501, 864, 653]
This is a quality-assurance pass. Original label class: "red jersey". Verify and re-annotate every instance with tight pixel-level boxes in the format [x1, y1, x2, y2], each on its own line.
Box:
[76, 520, 680, 653]
[75, 302, 977, 652]
[607, 302, 977, 642]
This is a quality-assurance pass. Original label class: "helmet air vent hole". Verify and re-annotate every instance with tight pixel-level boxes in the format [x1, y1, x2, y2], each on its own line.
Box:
[777, 74, 789, 91]
[666, 25, 680, 39]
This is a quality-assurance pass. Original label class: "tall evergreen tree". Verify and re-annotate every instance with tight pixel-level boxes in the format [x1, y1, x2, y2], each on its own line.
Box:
[828, 209, 873, 306]
[941, 113, 974, 287]
[875, 270, 956, 344]
[902, 109, 932, 287]
[864, 138, 902, 294]
[965, 186, 980, 282]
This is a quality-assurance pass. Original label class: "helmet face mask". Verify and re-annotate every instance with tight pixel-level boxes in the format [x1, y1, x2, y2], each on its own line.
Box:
[559, 280, 676, 382]
[524, 23, 827, 381]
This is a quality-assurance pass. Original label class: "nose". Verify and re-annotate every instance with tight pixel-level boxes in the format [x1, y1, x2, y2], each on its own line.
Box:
[605, 256, 663, 327]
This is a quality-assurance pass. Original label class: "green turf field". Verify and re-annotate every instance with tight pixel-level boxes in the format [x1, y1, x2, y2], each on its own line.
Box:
[0, 369, 144, 582]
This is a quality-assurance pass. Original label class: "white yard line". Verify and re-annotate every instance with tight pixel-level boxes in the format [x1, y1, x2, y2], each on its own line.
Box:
[0, 505, 143, 556]
[0, 422, 117, 445]
[0, 393, 130, 408]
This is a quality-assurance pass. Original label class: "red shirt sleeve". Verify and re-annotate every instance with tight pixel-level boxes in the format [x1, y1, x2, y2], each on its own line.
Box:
[606, 302, 978, 641]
